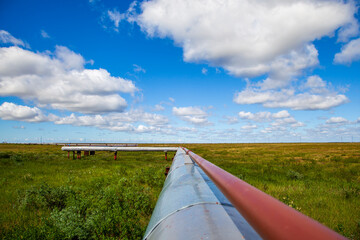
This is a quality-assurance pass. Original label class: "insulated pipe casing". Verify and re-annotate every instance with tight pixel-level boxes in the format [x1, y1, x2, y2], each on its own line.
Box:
[143, 148, 260, 240]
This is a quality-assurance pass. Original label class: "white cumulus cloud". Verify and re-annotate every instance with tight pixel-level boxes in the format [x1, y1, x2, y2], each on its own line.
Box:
[305, 75, 326, 88]
[234, 76, 348, 110]
[326, 117, 348, 124]
[173, 106, 210, 125]
[334, 38, 360, 64]
[239, 111, 270, 122]
[55, 109, 169, 132]
[0, 102, 56, 122]
[272, 110, 291, 119]
[0, 46, 137, 114]
[238, 110, 291, 122]
[173, 106, 206, 116]
[137, 0, 356, 79]
[237, 109, 304, 130]
[132, 0, 356, 112]
[0, 104, 170, 133]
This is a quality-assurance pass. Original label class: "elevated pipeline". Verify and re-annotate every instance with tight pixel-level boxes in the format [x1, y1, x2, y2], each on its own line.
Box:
[61, 146, 178, 152]
[143, 148, 260, 239]
[61, 146, 178, 160]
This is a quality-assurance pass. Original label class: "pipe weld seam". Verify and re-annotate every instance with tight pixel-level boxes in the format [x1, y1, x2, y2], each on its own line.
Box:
[143, 202, 235, 240]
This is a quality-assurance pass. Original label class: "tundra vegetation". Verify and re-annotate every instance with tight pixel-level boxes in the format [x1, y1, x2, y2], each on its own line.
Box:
[0, 143, 359, 239]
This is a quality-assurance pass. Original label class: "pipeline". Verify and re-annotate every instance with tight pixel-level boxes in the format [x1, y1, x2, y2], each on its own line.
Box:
[144, 148, 260, 239]
[61, 146, 178, 152]
[61, 146, 177, 160]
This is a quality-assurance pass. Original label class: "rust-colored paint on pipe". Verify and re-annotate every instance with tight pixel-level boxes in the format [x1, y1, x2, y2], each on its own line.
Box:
[182, 147, 346, 240]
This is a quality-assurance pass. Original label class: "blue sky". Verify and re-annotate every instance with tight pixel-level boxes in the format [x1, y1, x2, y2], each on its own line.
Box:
[0, 0, 359, 143]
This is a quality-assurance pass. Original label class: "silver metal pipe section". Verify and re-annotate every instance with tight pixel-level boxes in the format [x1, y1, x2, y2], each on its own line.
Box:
[61, 146, 178, 152]
[61, 143, 138, 146]
[143, 148, 261, 240]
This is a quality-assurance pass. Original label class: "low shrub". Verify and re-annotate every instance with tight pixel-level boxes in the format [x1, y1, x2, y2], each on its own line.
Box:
[11, 169, 157, 239]
[18, 183, 75, 211]
[286, 170, 304, 180]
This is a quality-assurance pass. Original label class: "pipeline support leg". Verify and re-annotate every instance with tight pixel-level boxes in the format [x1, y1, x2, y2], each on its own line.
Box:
[67, 151, 70, 159]
[84, 151, 89, 156]
[114, 151, 117, 160]
[165, 152, 168, 160]
[72, 151, 75, 160]
[77, 151, 81, 159]
[165, 167, 170, 176]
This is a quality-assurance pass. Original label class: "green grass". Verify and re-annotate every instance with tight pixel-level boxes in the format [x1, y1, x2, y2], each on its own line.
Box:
[0, 143, 359, 239]
[0, 144, 170, 239]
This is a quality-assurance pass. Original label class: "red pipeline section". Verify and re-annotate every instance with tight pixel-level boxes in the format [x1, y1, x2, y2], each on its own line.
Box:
[182, 147, 346, 240]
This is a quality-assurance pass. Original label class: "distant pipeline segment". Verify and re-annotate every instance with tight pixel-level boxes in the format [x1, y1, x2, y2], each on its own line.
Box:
[61, 146, 178, 160]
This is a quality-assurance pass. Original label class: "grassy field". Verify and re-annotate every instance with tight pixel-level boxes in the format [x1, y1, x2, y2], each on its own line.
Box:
[0, 143, 359, 239]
